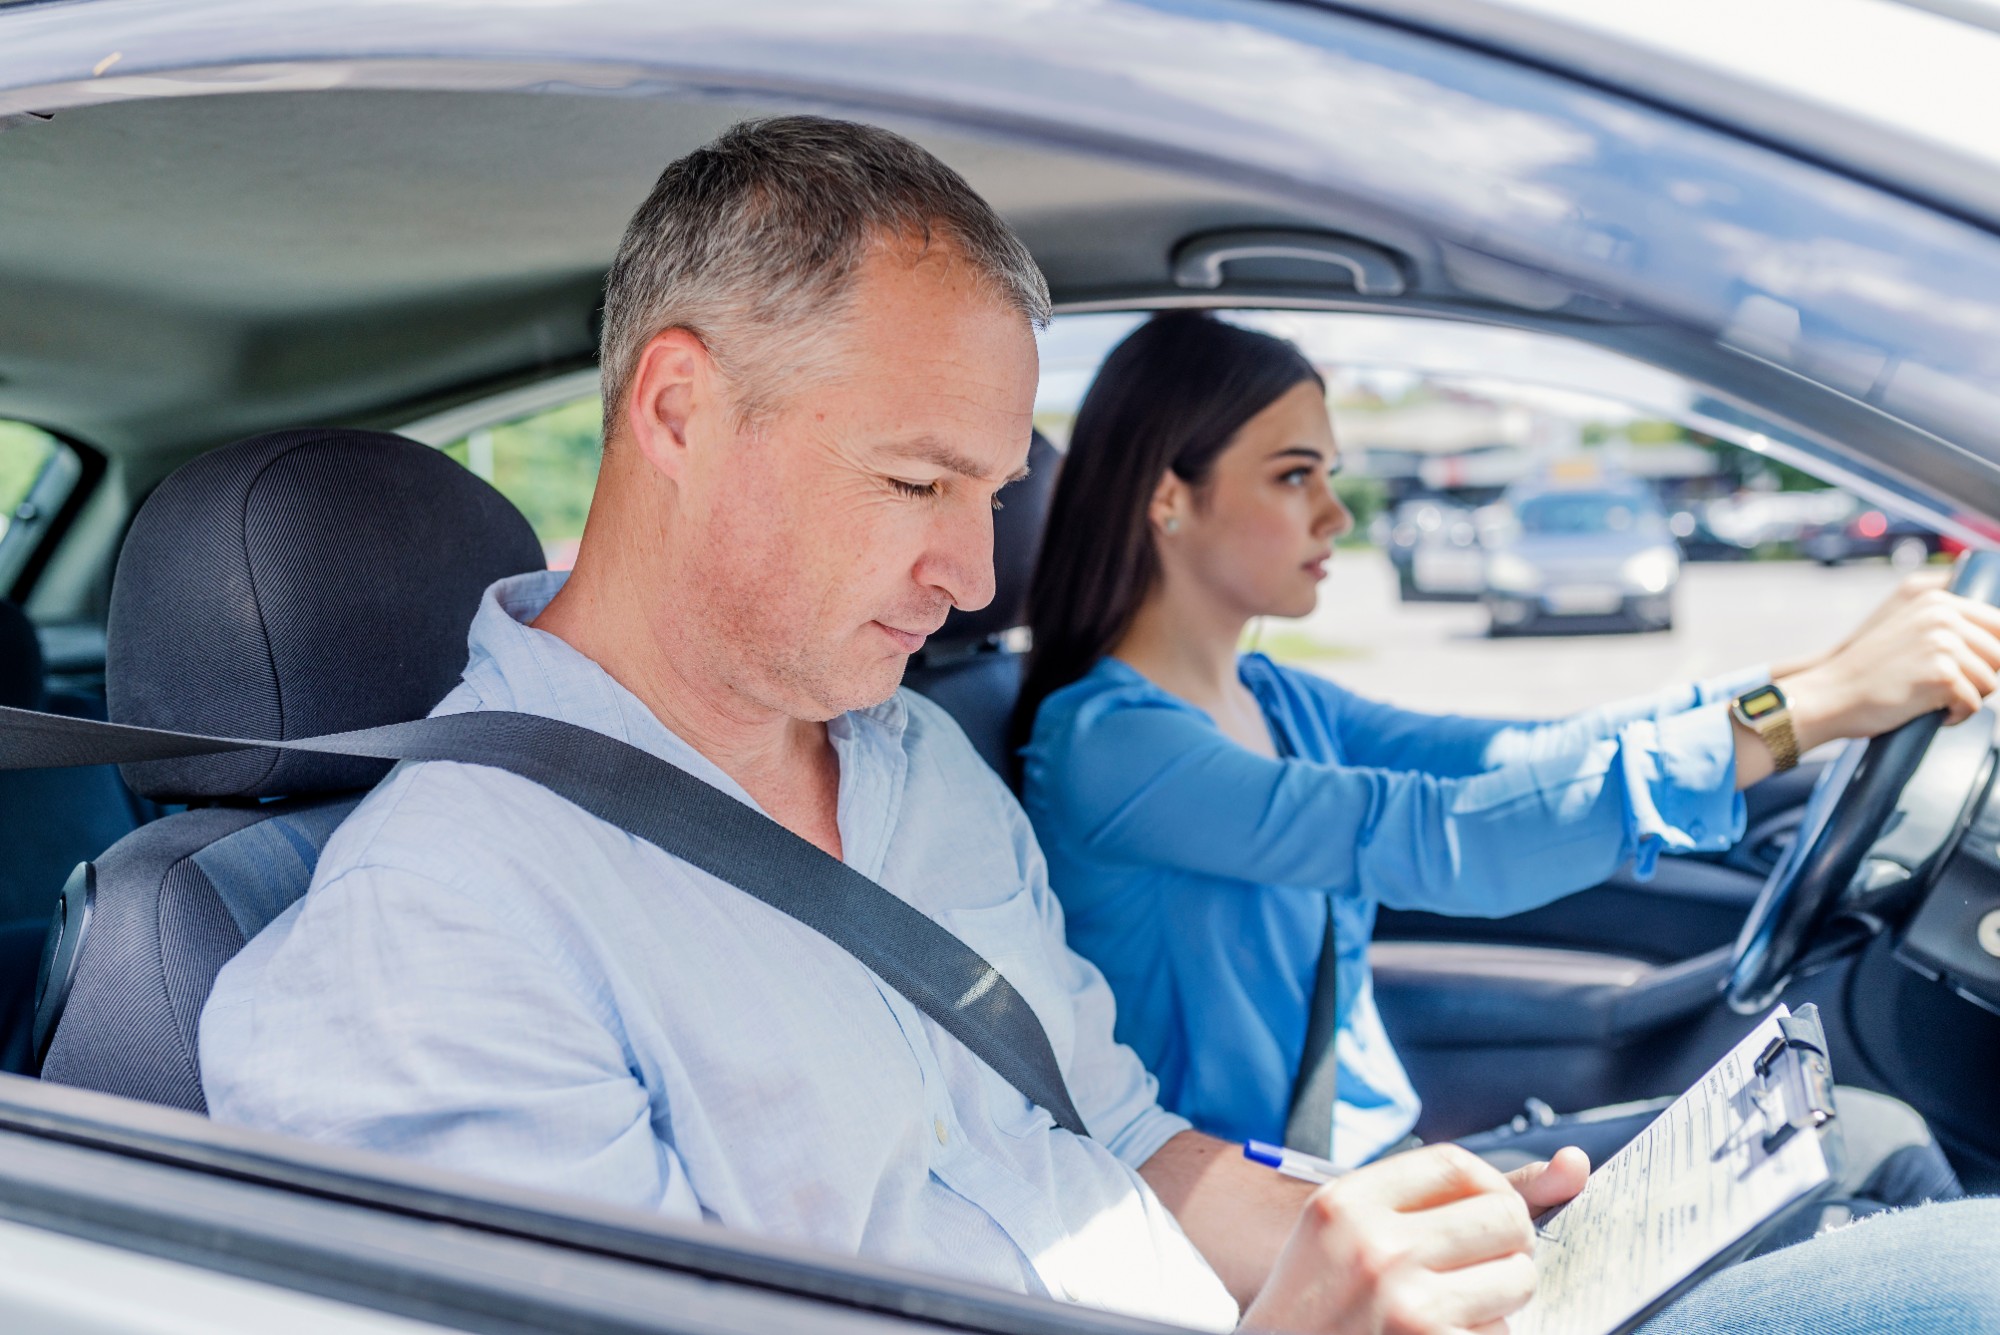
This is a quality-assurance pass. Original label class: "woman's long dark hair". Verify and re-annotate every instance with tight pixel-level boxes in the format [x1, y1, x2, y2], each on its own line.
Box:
[1010, 311, 1323, 761]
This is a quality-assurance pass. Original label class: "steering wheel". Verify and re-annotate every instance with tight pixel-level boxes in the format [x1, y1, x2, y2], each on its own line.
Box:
[1726, 550, 2000, 1013]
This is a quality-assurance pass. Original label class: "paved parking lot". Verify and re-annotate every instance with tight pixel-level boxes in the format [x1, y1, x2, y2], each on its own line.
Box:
[1264, 551, 1912, 719]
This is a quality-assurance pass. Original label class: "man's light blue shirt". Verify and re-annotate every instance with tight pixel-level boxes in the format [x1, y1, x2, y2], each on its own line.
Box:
[1022, 653, 1765, 1168]
[200, 571, 1238, 1330]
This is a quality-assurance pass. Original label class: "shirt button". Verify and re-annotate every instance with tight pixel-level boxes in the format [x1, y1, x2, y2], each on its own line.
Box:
[934, 1116, 949, 1147]
[1690, 820, 1707, 839]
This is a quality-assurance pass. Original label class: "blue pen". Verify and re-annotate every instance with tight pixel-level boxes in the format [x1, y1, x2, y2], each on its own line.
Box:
[1245, 1139, 1344, 1184]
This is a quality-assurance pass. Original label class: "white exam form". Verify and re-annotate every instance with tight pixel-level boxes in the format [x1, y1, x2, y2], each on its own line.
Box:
[1509, 1005, 1838, 1335]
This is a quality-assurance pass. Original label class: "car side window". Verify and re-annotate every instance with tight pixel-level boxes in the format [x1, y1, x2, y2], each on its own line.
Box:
[439, 395, 603, 569]
[0, 420, 83, 594]
[0, 421, 60, 537]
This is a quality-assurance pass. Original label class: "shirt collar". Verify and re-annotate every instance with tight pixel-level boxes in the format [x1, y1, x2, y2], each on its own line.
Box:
[456, 571, 911, 868]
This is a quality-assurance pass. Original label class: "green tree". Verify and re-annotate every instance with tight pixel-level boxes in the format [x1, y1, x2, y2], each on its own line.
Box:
[444, 396, 604, 548]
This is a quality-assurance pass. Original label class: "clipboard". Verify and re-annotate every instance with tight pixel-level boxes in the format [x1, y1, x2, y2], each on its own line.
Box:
[1509, 1004, 1845, 1335]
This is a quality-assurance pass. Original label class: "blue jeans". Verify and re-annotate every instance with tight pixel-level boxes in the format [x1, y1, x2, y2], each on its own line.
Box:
[1638, 1199, 2000, 1334]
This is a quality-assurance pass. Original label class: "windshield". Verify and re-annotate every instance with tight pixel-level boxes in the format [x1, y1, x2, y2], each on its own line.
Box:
[1515, 492, 1660, 536]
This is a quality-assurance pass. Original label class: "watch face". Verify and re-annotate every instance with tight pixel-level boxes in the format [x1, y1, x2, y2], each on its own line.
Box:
[1738, 686, 1785, 720]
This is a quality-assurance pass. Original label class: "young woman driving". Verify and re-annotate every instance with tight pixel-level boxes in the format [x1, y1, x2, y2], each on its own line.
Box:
[1015, 311, 1985, 1207]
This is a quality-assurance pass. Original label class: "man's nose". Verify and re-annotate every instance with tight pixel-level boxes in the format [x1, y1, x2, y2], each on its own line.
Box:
[919, 500, 998, 614]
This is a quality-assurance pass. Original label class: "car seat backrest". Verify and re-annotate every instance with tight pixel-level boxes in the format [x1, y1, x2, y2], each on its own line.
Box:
[37, 428, 544, 1109]
[903, 431, 1059, 778]
[37, 796, 361, 1105]
[0, 600, 137, 927]
[107, 428, 545, 802]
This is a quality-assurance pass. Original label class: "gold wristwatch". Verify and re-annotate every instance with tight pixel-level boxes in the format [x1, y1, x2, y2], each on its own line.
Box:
[1731, 684, 1798, 773]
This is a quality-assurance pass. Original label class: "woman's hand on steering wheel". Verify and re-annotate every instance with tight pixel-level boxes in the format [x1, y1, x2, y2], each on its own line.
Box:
[1778, 569, 1949, 679]
[1742, 584, 2000, 782]
[1728, 554, 2000, 1010]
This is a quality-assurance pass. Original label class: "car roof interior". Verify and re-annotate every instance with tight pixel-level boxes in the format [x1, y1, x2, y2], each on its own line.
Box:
[0, 82, 1985, 618]
[0, 89, 1377, 464]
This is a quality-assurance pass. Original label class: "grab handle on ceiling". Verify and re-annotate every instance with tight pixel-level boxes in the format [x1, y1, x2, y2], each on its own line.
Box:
[1170, 230, 1407, 296]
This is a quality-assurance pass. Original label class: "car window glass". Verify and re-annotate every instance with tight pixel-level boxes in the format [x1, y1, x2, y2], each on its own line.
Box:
[1517, 494, 1650, 535]
[0, 420, 83, 594]
[1037, 310, 1931, 720]
[439, 395, 602, 570]
[0, 421, 59, 539]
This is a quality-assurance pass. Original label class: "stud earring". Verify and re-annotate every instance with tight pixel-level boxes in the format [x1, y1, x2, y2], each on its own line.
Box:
[1164, 517, 1181, 534]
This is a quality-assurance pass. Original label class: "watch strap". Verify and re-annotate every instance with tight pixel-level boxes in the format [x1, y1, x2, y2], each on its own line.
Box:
[1733, 686, 1799, 773]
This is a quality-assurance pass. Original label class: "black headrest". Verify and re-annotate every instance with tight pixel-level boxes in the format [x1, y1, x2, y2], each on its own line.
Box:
[933, 431, 1061, 647]
[107, 428, 545, 802]
[0, 599, 44, 711]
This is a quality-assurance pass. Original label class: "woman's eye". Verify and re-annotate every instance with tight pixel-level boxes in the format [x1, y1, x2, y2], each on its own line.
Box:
[890, 478, 940, 499]
[1279, 468, 1311, 487]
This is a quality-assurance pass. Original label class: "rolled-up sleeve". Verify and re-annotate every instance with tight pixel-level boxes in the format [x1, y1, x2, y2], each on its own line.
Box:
[1614, 702, 1745, 875]
[1041, 689, 1746, 920]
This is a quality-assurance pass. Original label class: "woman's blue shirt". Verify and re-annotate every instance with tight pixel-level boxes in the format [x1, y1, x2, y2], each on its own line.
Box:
[1021, 653, 1762, 1165]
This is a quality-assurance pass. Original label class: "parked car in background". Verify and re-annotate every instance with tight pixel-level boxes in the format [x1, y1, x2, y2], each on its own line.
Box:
[1800, 502, 1943, 569]
[1668, 504, 1755, 561]
[1701, 489, 1854, 552]
[1483, 479, 1680, 635]
[1384, 494, 1484, 600]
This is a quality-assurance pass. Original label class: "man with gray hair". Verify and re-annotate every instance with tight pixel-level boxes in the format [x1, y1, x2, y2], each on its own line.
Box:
[199, 117, 1999, 1335]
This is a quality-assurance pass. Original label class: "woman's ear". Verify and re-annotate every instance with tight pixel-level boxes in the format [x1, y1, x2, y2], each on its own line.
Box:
[1149, 471, 1191, 537]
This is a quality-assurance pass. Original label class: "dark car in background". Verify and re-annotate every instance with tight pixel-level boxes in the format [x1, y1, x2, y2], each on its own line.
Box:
[1483, 480, 1680, 635]
[1800, 503, 1943, 569]
[1667, 505, 1755, 561]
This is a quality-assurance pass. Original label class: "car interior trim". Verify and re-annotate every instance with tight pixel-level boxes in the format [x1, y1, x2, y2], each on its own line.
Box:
[7, 1, 2000, 525]
[1312, 0, 2000, 234]
[0, 1076, 1175, 1335]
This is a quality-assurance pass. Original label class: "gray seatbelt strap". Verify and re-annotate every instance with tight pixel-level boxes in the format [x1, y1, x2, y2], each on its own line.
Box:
[1264, 718, 1338, 1159]
[0, 703, 1089, 1138]
[1283, 909, 1339, 1157]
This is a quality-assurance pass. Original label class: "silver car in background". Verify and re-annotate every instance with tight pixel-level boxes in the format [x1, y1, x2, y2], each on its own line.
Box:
[1483, 480, 1681, 635]
[1386, 495, 1486, 601]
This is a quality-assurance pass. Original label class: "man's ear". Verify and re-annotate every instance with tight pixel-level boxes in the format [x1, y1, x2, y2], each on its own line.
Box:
[619, 329, 713, 481]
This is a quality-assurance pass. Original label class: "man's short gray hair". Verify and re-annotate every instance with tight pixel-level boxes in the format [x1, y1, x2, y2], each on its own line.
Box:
[600, 116, 1052, 429]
